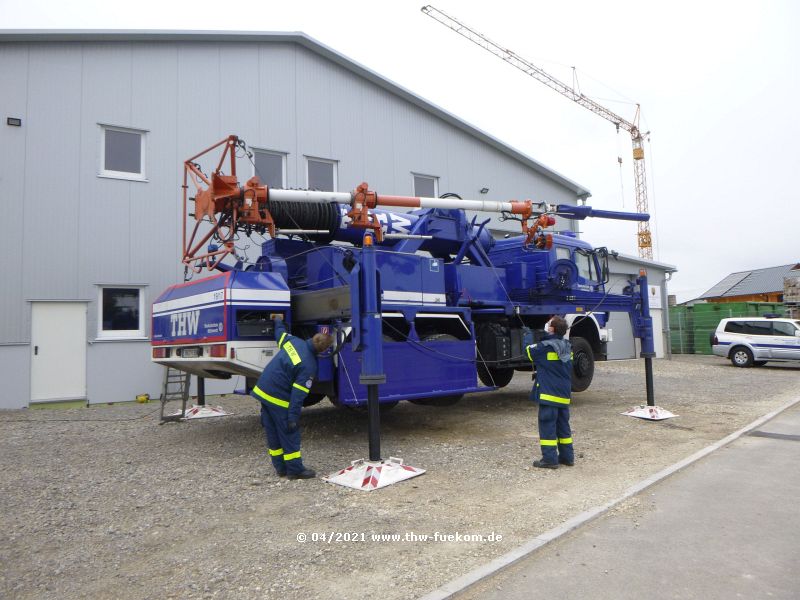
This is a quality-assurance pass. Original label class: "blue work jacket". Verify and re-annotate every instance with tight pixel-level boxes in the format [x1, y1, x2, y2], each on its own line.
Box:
[251, 320, 317, 422]
[526, 335, 573, 407]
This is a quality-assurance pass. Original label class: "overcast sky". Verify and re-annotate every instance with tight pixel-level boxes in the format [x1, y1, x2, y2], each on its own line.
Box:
[3, 0, 798, 302]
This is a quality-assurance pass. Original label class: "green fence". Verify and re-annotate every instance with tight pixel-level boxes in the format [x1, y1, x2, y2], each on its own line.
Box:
[670, 302, 785, 355]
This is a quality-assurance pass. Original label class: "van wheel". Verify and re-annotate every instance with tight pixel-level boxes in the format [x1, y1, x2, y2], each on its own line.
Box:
[570, 337, 594, 392]
[730, 346, 754, 368]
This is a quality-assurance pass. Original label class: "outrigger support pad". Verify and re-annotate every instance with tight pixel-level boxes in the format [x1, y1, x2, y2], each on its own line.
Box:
[323, 457, 425, 491]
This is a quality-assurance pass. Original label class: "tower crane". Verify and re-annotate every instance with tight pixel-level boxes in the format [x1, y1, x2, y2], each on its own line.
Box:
[421, 4, 654, 259]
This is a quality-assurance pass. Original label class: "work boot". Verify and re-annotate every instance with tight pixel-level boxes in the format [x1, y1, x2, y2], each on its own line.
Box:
[287, 468, 316, 480]
[276, 471, 287, 477]
[533, 460, 558, 469]
[559, 459, 575, 467]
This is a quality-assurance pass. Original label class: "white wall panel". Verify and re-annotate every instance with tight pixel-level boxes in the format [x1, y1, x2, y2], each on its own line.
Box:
[0, 345, 30, 409]
[220, 44, 260, 145]
[176, 44, 223, 174]
[23, 45, 82, 301]
[87, 340, 163, 404]
[256, 43, 297, 184]
[329, 65, 365, 190]
[294, 47, 333, 185]
[360, 84, 396, 190]
[0, 46, 29, 342]
[129, 43, 182, 298]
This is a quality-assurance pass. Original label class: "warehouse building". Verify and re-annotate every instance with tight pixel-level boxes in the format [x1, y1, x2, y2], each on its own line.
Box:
[0, 30, 672, 409]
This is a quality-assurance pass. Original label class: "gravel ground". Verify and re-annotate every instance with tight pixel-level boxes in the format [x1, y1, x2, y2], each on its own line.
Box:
[1, 355, 798, 600]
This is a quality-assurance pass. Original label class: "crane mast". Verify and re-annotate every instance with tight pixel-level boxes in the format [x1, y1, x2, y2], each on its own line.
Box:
[421, 4, 653, 259]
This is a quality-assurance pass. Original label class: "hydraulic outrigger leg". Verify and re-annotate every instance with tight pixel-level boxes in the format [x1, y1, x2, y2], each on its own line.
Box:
[621, 270, 675, 421]
[323, 231, 426, 490]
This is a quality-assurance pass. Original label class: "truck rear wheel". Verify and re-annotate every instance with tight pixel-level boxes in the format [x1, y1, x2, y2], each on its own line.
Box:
[329, 394, 398, 413]
[570, 336, 594, 392]
[303, 393, 326, 407]
[344, 401, 399, 413]
[477, 364, 515, 388]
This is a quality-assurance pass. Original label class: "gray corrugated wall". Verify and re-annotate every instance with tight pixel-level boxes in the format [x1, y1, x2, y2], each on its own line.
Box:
[1, 39, 585, 407]
[0, 45, 29, 344]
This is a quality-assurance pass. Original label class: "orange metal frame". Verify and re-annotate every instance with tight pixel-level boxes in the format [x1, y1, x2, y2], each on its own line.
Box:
[181, 135, 557, 272]
[182, 136, 275, 272]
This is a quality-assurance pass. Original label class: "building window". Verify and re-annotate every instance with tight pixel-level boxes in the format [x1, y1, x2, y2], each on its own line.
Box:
[253, 149, 286, 189]
[99, 125, 146, 181]
[307, 157, 337, 191]
[413, 174, 438, 198]
[98, 286, 145, 339]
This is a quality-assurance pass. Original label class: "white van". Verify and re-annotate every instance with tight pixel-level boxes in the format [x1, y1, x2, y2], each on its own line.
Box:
[711, 317, 800, 367]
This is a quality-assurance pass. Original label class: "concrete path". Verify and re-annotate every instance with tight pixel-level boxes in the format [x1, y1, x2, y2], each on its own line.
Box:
[435, 402, 800, 600]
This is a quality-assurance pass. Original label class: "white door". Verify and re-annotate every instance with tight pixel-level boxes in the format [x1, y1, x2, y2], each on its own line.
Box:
[30, 302, 87, 403]
[651, 309, 665, 358]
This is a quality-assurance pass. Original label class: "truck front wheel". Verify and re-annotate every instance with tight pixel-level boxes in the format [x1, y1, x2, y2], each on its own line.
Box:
[570, 336, 594, 392]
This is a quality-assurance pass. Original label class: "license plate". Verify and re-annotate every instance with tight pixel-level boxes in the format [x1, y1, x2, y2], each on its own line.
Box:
[181, 347, 201, 358]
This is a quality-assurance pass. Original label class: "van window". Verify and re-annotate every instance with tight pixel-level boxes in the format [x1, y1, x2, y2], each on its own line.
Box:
[745, 321, 772, 336]
[724, 321, 744, 334]
[773, 322, 798, 337]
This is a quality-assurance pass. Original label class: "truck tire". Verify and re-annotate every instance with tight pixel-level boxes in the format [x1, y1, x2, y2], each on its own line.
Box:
[303, 393, 326, 407]
[570, 336, 594, 392]
[730, 346, 754, 368]
[477, 364, 515, 388]
[346, 401, 399, 413]
[409, 395, 462, 407]
[409, 333, 463, 406]
[329, 395, 399, 413]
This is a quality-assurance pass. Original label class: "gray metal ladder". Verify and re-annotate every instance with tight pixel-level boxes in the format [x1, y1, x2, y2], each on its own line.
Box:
[159, 367, 190, 422]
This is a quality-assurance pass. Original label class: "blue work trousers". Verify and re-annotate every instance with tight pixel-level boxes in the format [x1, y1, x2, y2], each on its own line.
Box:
[538, 404, 574, 465]
[260, 403, 305, 475]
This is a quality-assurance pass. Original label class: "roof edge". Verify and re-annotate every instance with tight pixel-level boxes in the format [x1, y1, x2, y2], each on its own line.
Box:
[608, 251, 677, 272]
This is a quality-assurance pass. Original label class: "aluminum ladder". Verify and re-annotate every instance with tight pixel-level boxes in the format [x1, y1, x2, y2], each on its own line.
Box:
[159, 367, 190, 422]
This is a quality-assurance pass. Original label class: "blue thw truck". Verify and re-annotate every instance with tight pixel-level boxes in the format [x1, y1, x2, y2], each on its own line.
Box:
[151, 136, 656, 410]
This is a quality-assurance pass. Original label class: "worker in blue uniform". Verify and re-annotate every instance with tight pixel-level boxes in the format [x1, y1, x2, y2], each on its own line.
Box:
[526, 315, 575, 469]
[250, 315, 333, 480]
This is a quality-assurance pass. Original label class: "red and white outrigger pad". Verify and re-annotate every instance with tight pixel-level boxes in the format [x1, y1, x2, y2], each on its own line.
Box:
[323, 457, 425, 491]
[621, 405, 677, 421]
[168, 405, 231, 420]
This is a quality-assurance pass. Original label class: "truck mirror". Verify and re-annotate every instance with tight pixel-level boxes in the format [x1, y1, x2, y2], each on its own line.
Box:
[594, 247, 610, 284]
